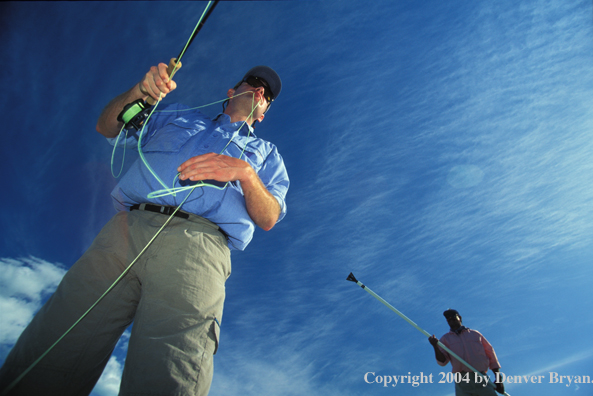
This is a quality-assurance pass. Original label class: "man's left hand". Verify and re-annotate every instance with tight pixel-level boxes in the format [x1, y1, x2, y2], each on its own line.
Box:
[495, 381, 505, 394]
[178, 153, 250, 183]
[178, 152, 280, 231]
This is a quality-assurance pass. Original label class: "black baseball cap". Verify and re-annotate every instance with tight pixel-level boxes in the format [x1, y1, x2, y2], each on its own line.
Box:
[241, 65, 282, 101]
[443, 309, 460, 319]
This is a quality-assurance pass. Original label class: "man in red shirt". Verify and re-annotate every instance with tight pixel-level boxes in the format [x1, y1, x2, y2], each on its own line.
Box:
[429, 309, 505, 395]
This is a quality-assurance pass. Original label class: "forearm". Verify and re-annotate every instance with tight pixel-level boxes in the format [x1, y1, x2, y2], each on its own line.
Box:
[240, 167, 281, 231]
[176, 153, 282, 229]
[96, 83, 147, 138]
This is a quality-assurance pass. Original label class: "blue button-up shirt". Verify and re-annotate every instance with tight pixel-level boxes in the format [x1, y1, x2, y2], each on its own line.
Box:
[108, 103, 289, 251]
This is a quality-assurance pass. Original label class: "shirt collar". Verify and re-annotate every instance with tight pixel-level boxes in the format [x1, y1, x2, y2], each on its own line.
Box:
[214, 113, 256, 137]
[451, 326, 468, 335]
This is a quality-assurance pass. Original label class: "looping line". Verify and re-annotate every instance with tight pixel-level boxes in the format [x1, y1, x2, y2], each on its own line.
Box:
[111, 90, 264, 202]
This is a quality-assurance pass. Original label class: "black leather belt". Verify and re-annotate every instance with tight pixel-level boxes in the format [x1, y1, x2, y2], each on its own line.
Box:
[130, 203, 190, 219]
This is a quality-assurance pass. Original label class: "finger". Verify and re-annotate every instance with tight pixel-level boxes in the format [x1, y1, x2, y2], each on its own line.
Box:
[139, 70, 155, 97]
[157, 63, 170, 83]
[183, 170, 217, 182]
[179, 165, 225, 182]
[158, 62, 179, 92]
[146, 64, 173, 98]
[177, 153, 217, 173]
[180, 164, 220, 181]
[180, 160, 237, 182]
[141, 67, 165, 100]
[152, 69, 172, 95]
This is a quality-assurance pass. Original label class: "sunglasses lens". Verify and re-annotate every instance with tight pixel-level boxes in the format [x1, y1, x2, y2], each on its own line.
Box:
[245, 76, 273, 102]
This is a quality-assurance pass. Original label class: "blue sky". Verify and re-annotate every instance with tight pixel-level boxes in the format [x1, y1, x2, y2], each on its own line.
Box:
[1, 1, 592, 395]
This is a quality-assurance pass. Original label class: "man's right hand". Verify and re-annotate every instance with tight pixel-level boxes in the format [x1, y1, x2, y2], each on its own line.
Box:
[96, 61, 179, 138]
[139, 62, 178, 101]
[428, 335, 439, 346]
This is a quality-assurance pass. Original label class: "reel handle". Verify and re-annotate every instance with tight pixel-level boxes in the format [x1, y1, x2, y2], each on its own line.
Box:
[145, 58, 181, 105]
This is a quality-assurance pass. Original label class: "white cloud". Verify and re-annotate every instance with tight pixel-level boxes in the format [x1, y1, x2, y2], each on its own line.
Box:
[0, 257, 66, 347]
[90, 329, 130, 396]
[0, 255, 130, 394]
[91, 356, 123, 396]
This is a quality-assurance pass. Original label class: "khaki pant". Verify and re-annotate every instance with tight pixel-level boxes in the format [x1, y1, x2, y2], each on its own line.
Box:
[0, 209, 231, 396]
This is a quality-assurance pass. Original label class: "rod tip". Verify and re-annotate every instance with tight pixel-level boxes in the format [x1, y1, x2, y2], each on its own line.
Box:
[346, 272, 358, 283]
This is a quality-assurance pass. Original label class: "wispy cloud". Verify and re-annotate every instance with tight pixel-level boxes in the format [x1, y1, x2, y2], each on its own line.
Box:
[521, 349, 593, 378]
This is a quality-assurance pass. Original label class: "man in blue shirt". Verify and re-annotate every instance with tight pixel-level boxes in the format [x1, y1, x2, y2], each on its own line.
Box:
[0, 63, 289, 395]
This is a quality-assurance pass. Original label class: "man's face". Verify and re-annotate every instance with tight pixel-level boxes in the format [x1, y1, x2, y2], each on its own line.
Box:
[446, 314, 462, 330]
[228, 80, 271, 123]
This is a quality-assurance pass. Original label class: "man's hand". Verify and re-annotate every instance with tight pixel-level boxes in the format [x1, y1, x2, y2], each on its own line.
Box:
[178, 153, 249, 183]
[428, 335, 439, 346]
[429, 335, 447, 363]
[139, 62, 178, 102]
[96, 61, 178, 138]
[495, 381, 505, 394]
[178, 153, 281, 231]
[492, 369, 505, 394]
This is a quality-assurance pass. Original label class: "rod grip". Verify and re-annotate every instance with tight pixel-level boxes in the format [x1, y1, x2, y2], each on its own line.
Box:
[146, 58, 181, 106]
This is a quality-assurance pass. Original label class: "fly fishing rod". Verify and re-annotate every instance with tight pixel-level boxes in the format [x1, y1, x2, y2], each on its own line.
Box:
[346, 272, 510, 396]
[117, 0, 220, 131]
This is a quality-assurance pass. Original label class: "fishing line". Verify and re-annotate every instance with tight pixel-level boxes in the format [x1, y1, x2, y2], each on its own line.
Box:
[135, 90, 262, 200]
[154, 97, 263, 197]
[111, 0, 219, 179]
[110, 90, 256, 180]
[110, 127, 128, 178]
[346, 273, 511, 396]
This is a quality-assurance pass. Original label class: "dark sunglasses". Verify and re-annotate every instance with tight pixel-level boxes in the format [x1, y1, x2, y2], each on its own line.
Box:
[243, 76, 274, 103]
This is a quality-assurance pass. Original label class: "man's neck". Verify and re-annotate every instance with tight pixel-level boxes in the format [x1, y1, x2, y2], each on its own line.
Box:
[224, 108, 253, 125]
[450, 325, 467, 335]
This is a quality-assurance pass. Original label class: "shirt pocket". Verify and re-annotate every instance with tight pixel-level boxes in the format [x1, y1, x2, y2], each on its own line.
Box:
[223, 140, 265, 172]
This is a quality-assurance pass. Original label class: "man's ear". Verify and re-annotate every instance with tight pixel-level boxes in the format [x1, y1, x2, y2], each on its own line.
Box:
[227, 88, 235, 99]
